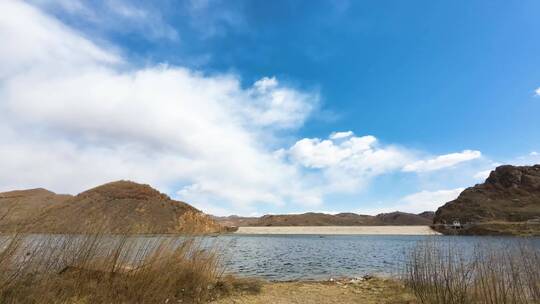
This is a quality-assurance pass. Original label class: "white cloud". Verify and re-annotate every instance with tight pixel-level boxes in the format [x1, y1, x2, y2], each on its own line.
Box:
[508, 151, 540, 168]
[400, 188, 463, 211]
[28, 0, 179, 41]
[289, 138, 354, 168]
[361, 188, 464, 215]
[0, 0, 319, 214]
[403, 150, 482, 173]
[0, 0, 495, 216]
[535, 88, 540, 96]
[472, 162, 501, 181]
[473, 170, 492, 181]
[329, 131, 354, 140]
[288, 134, 412, 192]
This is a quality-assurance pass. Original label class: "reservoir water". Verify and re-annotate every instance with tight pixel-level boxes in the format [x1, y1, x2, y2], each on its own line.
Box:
[4, 234, 540, 281]
[213, 234, 540, 281]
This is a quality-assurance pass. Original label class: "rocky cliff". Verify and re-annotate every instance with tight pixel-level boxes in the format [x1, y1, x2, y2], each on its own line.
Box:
[433, 165, 540, 235]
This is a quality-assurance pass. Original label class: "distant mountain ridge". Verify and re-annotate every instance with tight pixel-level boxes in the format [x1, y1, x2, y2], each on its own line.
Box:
[214, 211, 434, 227]
[0, 181, 224, 234]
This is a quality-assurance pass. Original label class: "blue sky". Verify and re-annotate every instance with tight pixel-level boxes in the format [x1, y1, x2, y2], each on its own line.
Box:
[0, 0, 539, 215]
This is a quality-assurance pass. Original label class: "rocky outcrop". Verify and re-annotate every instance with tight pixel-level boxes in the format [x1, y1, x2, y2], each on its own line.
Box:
[433, 165, 540, 235]
[0, 181, 224, 234]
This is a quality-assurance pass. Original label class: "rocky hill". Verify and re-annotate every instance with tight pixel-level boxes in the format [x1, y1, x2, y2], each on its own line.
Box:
[0, 181, 224, 234]
[214, 211, 433, 227]
[434, 165, 540, 235]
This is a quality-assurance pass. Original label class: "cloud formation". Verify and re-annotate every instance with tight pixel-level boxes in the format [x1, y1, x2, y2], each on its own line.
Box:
[0, 1, 488, 216]
[329, 131, 354, 139]
[0, 0, 318, 215]
[402, 150, 482, 173]
[361, 188, 464, 215]
[28, 0, 179, 41]
[287, 133, 413, 192]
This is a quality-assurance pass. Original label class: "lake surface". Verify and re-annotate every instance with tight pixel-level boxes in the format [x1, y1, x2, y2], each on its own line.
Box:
[4, 234, 540, 281]
[214, 235, 540, 281]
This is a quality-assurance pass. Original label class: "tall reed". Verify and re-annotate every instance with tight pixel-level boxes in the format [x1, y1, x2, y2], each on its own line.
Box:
[404, 239, 540, 304]
[0, 219, 259, 303]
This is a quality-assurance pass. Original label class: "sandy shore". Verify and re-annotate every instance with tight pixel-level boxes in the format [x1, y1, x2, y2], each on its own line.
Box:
[234, 226, 440, 235]
[211, 277, 416, 304]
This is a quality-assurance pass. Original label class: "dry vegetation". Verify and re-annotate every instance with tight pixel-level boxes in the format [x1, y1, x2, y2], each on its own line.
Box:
[404, 239, 540, 304]
[0, 231, 260, 304]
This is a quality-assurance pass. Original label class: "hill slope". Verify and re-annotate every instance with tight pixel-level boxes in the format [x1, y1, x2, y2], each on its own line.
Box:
[214, 211, 433, 227]
[0, 188, 72, 231]
[433, 165, 540, 235]
[1, 181, 224, 234]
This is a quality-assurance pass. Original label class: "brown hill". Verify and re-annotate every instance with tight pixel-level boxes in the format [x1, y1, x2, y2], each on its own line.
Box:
[375, 212, 433, 225]
[254, 212, 376, 226]
[0, 188, 72, 231]
[433, 165, 540, 235]
[214, 211, 433, 227]
[0, 181, 224, 234]
[211, 215, 260, 227]
[417, 211, 435, 221]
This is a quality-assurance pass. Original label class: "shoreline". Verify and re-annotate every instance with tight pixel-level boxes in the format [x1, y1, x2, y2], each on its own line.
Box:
[210, 275, 415, 304]
[234, 225, 440, 235]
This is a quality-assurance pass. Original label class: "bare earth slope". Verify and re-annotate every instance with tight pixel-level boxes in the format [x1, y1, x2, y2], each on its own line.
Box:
[434, 165, 540, 235]
[0, 188, 72, 231]
[215, 211, 433, 227]
[1, 181, 224, 234]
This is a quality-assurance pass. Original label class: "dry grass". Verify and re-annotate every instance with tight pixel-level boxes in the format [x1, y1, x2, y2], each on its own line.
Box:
[404, 239, 540, 304]
[0, 229, 260, 303]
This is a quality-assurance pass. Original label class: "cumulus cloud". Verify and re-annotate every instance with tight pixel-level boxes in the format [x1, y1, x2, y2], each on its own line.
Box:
[402, 150, 482, 173]
[360, 188, 464, 215]
[287, 134, 413, 192]
[0, 0, 491, 216]
[0, 0, 318, 214]
[329, 131, 354, 140]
